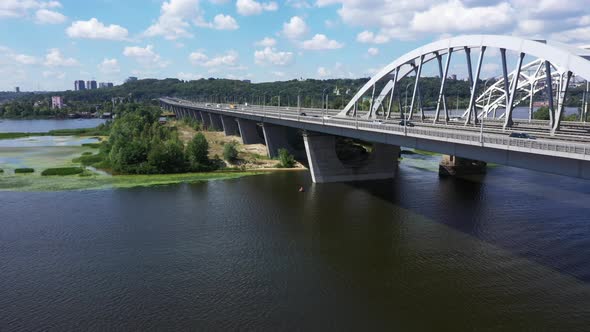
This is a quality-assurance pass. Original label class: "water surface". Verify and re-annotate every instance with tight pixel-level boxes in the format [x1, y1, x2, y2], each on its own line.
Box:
[0, 119, 105, 133]
[1, 158, 589, 330]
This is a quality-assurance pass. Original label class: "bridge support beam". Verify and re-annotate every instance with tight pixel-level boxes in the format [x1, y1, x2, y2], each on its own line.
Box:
[303, 132, 400, 183]
[209, 113, 223, 131]
[236, 119, 264, 145]
[201, 111, 212, 129]
[221, 115, 240, 136]
[261, 124, 305, 159]
[439, 155, 487, 177]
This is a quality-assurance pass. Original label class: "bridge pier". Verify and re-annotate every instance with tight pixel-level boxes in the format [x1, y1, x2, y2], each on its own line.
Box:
[221, 115, 240, 136]
[201, 111, 212, 129]
[439, 155, 487, 176]
[303, 132, 400, 183]
[209, 113, 223, 131]
[261, 123, 305, 159]
[237, 119, 264, 145]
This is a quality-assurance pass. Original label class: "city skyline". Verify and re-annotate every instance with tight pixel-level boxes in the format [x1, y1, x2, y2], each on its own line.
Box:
[0, 0, 589, 91]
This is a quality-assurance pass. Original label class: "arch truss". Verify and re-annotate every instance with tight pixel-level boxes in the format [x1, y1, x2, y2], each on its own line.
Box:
[338, 35, 590, 134]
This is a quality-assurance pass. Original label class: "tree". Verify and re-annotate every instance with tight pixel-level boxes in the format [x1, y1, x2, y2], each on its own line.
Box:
[533, 106, 550, 120]
[186, 133, 210, 170]
[223, 141, 239, 163]
[278, 148, 295, 168]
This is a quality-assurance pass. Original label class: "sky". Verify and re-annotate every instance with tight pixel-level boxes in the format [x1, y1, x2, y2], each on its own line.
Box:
[0, 0, 589, 91]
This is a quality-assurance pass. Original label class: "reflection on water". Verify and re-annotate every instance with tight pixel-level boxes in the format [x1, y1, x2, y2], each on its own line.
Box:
[1, 155, 589, 330]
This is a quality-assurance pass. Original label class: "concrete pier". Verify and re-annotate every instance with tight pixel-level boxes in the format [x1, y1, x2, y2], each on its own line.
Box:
[261, 123, 305, 159]
[221, 115, 240, 136]
[237, 119, 265, 145]
[303, 132, 400, 183]
[209, 113, 223, 131]
[439, 155, 487, 176]
[201, 111, 212, 129]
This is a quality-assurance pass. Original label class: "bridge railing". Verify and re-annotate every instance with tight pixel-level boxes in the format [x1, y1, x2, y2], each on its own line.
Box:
[163, 99, 590, 159]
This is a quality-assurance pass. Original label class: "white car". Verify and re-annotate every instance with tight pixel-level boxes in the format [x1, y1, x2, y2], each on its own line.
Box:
[216, 104, 221, 108]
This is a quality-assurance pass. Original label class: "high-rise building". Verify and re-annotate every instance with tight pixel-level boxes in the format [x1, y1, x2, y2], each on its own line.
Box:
[99, 82, 115, 88]
[107, 82, 114, 88]
[89, 80, 97, 89]
[51, 96, 64, 109]
[75, 80, 86, 91]
[125, 77, 138, 83]
[15, 87, 20, 93]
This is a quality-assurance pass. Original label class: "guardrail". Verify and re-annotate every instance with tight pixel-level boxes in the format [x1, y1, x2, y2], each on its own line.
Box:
[162, 99, 590, 159]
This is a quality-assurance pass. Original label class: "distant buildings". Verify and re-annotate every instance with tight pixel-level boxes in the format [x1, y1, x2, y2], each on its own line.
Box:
[75, 80, 86, 91]
[242, 79, 252, 84]
[125, 76, 138, 83]
[86, 80, 97, 90]
[450, 74, 458, 80]
[98, 82, 115, 88]
[51, 96, 64, 109]
[15, 87, 20, 93]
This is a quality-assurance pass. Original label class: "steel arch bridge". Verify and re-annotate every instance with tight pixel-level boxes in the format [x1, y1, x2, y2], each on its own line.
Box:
[338, 35, 590, 134]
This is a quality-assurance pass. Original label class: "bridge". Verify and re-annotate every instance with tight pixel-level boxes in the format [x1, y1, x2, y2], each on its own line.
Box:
[160, 35, 590, 183]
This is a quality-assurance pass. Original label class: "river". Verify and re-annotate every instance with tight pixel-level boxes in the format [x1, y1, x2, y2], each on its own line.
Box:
[0, 119, 105, 133]
[1, 121, 590, 330]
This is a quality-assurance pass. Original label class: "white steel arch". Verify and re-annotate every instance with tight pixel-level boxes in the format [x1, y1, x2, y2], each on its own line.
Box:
[339, 35, 590, 133]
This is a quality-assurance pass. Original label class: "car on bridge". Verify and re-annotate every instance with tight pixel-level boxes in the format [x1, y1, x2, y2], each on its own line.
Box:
[509, 132, 536, 139]
[398, 120, 415, 127]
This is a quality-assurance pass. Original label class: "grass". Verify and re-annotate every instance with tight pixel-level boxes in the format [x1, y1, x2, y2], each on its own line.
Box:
[0, 126, 109, 141]
[14, 168, 34, 174]
[41, 167, 85, 176]
[81, 143, 102, 148]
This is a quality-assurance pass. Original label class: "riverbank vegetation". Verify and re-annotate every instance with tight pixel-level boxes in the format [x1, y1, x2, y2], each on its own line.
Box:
[41, 167, 85, 176]
[0, 123, 111, 140]
[15, 168, 34, 174]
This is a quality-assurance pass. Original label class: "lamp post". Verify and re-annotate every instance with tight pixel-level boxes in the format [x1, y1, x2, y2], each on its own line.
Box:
[322, 87, 329, 119]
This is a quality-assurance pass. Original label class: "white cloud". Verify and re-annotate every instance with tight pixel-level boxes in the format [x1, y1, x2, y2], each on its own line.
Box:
[196, 13, 239, 30]
[236, 0, 278, 16]
[144, 0, 201, 40]
[0, 0, 62, 19]
[44, 48, 78, 67]
[13, 54, 38, 65]
[66, 18, 128, 41]
[98, 58, 120, 74]
[189, 50, 240, 68]
[282, 16, 308, 39]
[256, 37, 276, 47]
[35, 9, 66, 24]
[211, 14, 238, 30]
[301, 34, 343, 50]
[254, 47, 293, 66]
[123, 45, 169, 68]
[321, 0, 590, 44]
[411, 1, 513, 33]
[367, 47, 379, 56]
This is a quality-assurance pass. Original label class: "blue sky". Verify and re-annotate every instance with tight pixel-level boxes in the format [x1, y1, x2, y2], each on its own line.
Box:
[0, 0, 589, 91]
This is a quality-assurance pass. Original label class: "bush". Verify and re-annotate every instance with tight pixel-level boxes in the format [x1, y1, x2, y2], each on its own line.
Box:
[82, 151, 93, 156]
[223, 141, 239, 163]
[15, 168, 34, 174]
[278, 148, 295, 168]
[41, 167, 84, 176]
[186, 133, 210, 170]
[0, 169, 3, 173]
[533, 106, 550, 120]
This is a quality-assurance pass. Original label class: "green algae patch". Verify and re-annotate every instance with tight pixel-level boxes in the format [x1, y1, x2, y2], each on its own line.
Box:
[14, 168, 34, 174]
[41, 167, 85, 176]
[0, 171, 260, 192]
